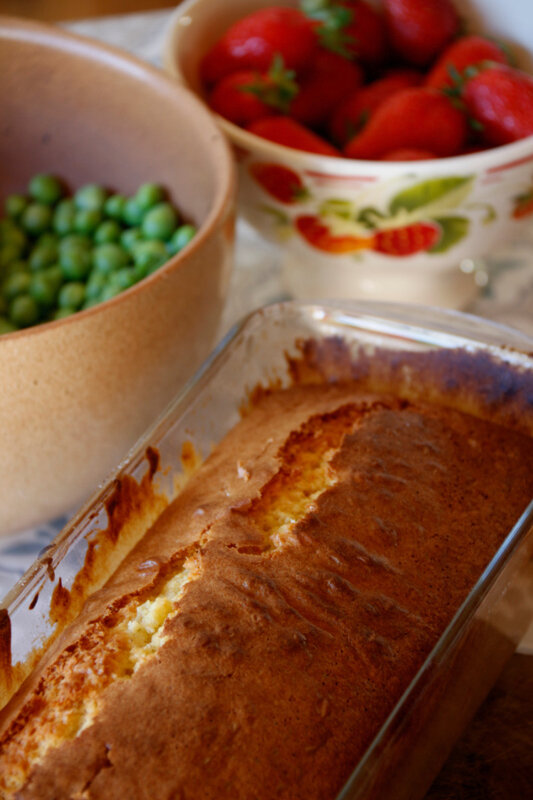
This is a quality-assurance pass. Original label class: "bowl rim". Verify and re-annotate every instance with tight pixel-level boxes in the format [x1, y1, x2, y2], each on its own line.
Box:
[163, 0, 533, 177]
[0, 15, 236, 343]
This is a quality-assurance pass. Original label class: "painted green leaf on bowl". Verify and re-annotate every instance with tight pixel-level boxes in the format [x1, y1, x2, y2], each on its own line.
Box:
[429, 216, 470, 253]
[389, 176, 473, 218]
[319, 198, 356, 220]
[355, 206, 386, 229]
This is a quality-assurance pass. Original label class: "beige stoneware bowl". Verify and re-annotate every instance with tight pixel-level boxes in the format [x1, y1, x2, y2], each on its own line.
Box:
[165, 0, 533, 308]
[0, 17, 235, 535]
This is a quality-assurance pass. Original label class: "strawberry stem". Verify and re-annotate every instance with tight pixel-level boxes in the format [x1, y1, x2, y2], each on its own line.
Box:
[300, 0, 356, 59]
[468, 117, 485, 132]
[241, 54, 299, 113]
[441, 62, 491, 133]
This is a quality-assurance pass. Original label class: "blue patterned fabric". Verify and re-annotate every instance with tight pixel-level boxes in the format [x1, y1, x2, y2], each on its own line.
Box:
[0, 515, 70, 601]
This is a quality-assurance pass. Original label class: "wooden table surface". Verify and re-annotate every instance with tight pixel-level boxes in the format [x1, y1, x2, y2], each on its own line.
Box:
[2, 1, 532, 796]
[427, 653, 533, 799]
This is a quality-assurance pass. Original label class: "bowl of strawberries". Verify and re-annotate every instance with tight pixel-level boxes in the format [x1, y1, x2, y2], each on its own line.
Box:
[165, 0, 533, 307]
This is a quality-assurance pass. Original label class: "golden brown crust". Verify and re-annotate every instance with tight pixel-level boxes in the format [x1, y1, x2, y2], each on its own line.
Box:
[1, 384, 533, 799]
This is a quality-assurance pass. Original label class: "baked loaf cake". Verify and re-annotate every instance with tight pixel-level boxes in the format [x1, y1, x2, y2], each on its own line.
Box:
[1, 381, 533, 799]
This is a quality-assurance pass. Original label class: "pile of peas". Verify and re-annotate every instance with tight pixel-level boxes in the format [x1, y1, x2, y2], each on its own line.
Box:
[0, 174, 197, 335]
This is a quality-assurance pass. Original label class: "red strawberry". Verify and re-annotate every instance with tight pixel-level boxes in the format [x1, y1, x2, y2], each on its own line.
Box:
[463, 64, 533, 146]
[301, 0, 387, 67]
[344, 87, 467, 159]
[373, 222, 441, 255]
[249, 163, 309, 204]
[383, 0, 459, 67]
[425, 35, 509, 90]
[210, 71, 278, 126]
[381, 148, 436, 160]
[289, 49, 363, 128]
[200, 8, 317, 85]
[296, 215, 371, 253]
[247, 117, 341, 157]
[329, 69, 422, 145]
[209, 56, 298, 126]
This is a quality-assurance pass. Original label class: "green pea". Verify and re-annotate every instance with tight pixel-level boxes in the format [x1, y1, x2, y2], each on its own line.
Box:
[104, 194, 126, 220]
[29, 272, 60, 309]
[0, 243, 22, 269]
[3, 260, 29, 279]
[43, 264, 63, 289]
[92, 243, 129, 275]
[85, 271, 107, 301]
[0, 177, 191, 333]
[28, 174, 64, 206]
[0, 317, 17, 335]
[29, 241, 58, 272]
[120, 227, 143, 253]
[60, 233, 91, 252]
[108, 267, 136, 291]
[53, 307, 76, 320]
[2, 271, 31, 301]
[0, 218, 17, 235]
[54, 198, 75, 215]
[132, 262, 149, 282]
[167, 224, 197, 255]
[36, 232, 58, 249]
[0, 220, 25, 252]
[135, 183, 165, 211]
[53, 200, 76, 236]
[122, 198, 144, 227]
[100, 284, 122, 303]
[1, 225, 27, 253]
[74, 208, 101, 235]
[59, 246, 92, 281]
[82, 296, 102, 310]
[5, 194, 28, 219]
[132, 240, 168, 272]
[141, 202, 178, 241]
[94, 220, 121, 244]
[147, 258, 167, 275]
[74, 184, 107, 212]
[58, 282, 85, 310]
[21, 203, 52, 237]
[9, 294, 40, 327]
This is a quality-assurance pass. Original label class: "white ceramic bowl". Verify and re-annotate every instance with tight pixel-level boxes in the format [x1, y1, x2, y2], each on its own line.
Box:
[165, 0, 533, 308]
[0, 17, 235, 535]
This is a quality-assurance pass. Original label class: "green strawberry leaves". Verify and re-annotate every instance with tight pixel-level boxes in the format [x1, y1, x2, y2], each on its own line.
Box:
[242, 54, 299, 113]
[300, 0, 356, 59]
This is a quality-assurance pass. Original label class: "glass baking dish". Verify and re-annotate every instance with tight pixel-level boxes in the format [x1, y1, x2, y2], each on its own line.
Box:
[1, 300, 533, 800]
